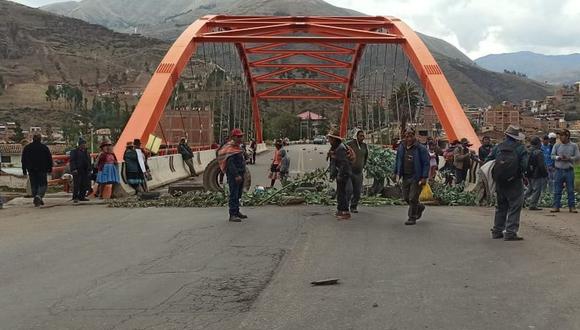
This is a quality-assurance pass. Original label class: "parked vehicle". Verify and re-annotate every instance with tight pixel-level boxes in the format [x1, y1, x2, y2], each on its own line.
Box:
[312, 135, 327, 144]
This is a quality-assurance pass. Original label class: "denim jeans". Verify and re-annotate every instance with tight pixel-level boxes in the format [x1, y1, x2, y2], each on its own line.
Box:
[228, 179, 244, 216]
[554, 168, 575, 209]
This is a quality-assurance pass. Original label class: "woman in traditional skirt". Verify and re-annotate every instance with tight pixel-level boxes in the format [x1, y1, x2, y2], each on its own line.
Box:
[96, 140, 120, 197]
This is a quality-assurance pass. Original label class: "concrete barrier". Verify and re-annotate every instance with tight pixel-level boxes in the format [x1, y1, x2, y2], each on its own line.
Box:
[256, 143, 268, 154]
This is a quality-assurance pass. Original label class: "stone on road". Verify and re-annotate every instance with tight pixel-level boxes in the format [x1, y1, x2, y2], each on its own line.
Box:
[1, 202, 580, 329]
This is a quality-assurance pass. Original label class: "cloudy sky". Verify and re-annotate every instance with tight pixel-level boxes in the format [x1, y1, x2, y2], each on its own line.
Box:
[11, 0, 580, 59]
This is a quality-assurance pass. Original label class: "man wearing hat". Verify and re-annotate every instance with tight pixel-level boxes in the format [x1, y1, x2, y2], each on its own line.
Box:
[394, 128, 430, 226]
[550, 129, 579, 213]
[69, 137, 92, 203]
[327, 128, 353, 220]
[486, 125, 529, 241]
[217, 128, 247, 222]
[453, 138, 474, 185]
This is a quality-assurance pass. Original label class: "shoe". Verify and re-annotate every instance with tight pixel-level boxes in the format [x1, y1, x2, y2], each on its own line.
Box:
[228, 215, 242, 222]
[40, 199, 45, 206]
[417, 204, 426, 220]
[350, 207, 358, 214]
[73, 199, 79, 204]
[570, 208, 578, 214]
[491, 231, 504, 239]
[404, 219, 416, 226]
[550, 208, 560, 213]
[79, 198, 90, 202]
[528, 207, 542, 211]
[237, 213, 248, 219]
[33, 196, 41, 207]
[336, 211, 351, 220]
[504, 235, 524, 241]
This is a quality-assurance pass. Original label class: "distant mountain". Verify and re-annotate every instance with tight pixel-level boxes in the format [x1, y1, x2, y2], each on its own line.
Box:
[476, 51, 580, 85]
[0, 0, 168, 125]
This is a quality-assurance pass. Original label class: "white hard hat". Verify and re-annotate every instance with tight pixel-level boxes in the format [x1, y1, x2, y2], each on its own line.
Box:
[548, 132, 557, 139]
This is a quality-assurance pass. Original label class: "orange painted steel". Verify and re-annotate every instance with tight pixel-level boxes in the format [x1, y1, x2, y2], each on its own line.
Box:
[115, 15, 479, 158]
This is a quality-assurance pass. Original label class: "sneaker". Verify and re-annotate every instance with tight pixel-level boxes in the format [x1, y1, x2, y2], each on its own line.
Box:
[228, 215, 242, 222]
[33, 196, 41, 207]
[73, 199, 79, 204]
[417, 204, 426, 220]
[39, 198, 45, 206]
[528, 207, 542, 211]
[404, 219, 416, 226]
[350, 207, 358, 214]
[550, 208, 560, 213]
[570, 208, 578, 214]
[504, 235, 524, 241]
[237, 213, 248, 219]
[491, 230, 504, 239]
[79, 198, 90, 202]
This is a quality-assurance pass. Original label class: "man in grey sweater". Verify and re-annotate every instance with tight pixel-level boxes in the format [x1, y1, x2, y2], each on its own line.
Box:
[551, 129, 579, 213]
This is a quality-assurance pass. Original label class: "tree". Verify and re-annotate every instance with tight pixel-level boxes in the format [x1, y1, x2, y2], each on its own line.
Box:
[45, 85, 59, 108]
[264, 112, 301, 140]
[388, 81, 420, 137]
[11, 122, 25, 143]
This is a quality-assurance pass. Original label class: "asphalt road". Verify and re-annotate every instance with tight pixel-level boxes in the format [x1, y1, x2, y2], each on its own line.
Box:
[1, 144, 580, 329]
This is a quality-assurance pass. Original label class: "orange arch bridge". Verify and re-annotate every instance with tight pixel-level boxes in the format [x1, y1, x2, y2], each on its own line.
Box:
[115, 15, 479, 158]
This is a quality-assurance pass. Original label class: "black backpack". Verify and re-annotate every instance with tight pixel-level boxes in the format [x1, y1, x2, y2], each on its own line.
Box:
[492, 142, 520, 183]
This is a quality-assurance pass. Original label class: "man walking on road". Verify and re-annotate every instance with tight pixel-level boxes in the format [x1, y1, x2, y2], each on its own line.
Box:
[346, 129, 368, 213]
[21, 134, 53, 207]
[486, 125, 528, 241]
[69, 137, 92, 203]
[394, 129, 430, 226]
[524, 137, 548, 211]
[551, 129, 579, 213]
[218, 129, 247, 222]
[327, 128, 352, 220]
[542, 133, 557, 192]
[178, 138, 197, 177]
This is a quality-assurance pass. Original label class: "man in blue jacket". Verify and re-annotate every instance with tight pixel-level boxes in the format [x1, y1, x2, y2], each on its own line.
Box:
[394, 129, 430, 225]
[217, 129, 247, 222]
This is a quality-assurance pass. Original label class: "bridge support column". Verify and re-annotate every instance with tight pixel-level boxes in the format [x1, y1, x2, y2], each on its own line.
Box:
[251, 96, 263, 143]
[340, 97, 351, 138]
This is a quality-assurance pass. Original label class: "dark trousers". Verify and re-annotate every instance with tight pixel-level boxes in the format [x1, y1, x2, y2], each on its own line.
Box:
[493, 180, 524, 236]
[228, 179, 244, 216]
[73, 171, 90, 200]
[455, 168, 467, 184]
[349, 172, 363, 209]
[554, 168, 576, 208]
[29, 171, 48, 198]
[402, 178, 423, 220]
[524, 177, 546, 208]
[336, 176, 351, 212]
[252, 150, 257, 164]
[184, 158, 196, 176]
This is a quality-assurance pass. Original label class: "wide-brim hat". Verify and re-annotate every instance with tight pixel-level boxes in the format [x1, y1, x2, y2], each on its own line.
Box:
[505, 125, 525, 141]
[460, 138, 473, 147]
[326, 128, 342, 140]
[100, 139, 112, 148]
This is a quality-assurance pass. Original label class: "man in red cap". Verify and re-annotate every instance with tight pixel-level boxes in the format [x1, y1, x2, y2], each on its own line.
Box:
[217, 128, 247, 222]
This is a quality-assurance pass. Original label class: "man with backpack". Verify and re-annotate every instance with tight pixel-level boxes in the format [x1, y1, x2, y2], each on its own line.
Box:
[327, 128, 353, 220]
[524, 137, 548, 211]
[486, 125, 529, 241]
[346, 129, 368, 213]
[394, 128, 430, 226]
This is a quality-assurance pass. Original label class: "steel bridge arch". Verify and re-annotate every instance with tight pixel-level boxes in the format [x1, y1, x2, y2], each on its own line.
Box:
[115, 15, 479, 158]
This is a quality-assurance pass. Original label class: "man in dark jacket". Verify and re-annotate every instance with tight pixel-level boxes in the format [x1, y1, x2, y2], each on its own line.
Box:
[394, 129, 430, 226]
[346, 129, 368, 213]
[478, 136, 493, 164]
[218, 129, 247, 222]
[524, 137, 548, 211]
[486, 125, 529, 241]
[69, 137, 92, 202]
[328, 128, 352, 220]
[178, 138, 196, 177]
[21, 134, 53, 207]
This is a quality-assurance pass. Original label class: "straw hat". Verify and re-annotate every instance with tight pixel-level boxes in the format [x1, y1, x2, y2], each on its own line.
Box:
[100, 139, 112, 148]
[326, 128, 342, 140]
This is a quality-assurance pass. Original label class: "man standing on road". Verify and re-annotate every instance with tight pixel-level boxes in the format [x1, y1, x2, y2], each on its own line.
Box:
[478, 136, 493, 164]
[551, 129, 579, 213]
[346, 129, 368, 214]
[21, 134, 53, 207]
[218, 129, 247, 222]
[453, 138, 473, 185]
[524, 137, 548, 211]
[69, 137, 92, 203]
[394, 129, 429, 226]
[327, 128, 352, 220]
[250, 138, 257, 165]
[178, 138, 197, 177]
[486, 125, 528, 241]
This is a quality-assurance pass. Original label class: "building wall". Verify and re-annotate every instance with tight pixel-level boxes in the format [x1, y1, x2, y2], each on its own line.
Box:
[154, 108, 214, 147]
[484, 107, 520, 132]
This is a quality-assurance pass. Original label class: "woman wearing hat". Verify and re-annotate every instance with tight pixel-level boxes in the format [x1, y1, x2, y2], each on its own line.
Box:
[95, 140, 120, 198]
